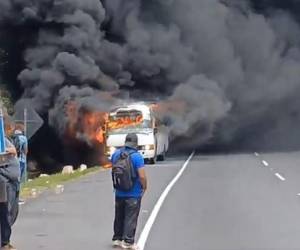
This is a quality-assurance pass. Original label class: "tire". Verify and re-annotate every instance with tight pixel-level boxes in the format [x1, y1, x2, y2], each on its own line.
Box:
[157, 151, 165, 161]
[149, 157, 156, 165]
[149, 141, 157, 165]
[157, 146, 166, 161]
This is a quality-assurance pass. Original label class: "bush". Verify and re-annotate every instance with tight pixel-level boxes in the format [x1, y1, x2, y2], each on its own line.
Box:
[0, 84, 13, 114]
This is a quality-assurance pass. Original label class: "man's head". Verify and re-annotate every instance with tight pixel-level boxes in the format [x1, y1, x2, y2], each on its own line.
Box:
[124, 133, 138, 149]
[14, 122, 24, 135]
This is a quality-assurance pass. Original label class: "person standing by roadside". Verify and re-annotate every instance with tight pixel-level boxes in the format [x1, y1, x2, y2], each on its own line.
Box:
[111, 133, 147, 250]
[0, 115, 20, 250]
[12, 128, 28, 184]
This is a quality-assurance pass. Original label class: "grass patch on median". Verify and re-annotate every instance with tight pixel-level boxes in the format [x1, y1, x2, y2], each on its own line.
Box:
[20, 167, 102, 199]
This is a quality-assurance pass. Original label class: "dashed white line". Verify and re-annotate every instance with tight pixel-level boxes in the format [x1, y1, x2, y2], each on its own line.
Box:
[137, 151, 195, 250]
[275, 173, 286, 181]
[262, 160, 269, 167]
[254, 152, 259, 157]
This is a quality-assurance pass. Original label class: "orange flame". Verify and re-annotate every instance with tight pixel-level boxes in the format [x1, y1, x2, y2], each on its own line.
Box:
[64, 101, 112, 166]
[82, 111, 107, 144]
[107, 115, 143, 131]
[65, 101, 107, 144]
[103, 162, 112, 169]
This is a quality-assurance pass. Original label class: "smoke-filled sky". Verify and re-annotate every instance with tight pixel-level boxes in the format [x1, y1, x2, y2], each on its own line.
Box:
[1, 0, 300, 154]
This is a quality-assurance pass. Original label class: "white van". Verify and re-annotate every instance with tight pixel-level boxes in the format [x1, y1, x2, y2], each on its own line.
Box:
[105, 103, 169, 164]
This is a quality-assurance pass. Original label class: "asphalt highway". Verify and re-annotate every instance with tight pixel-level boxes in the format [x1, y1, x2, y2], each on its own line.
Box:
[13, 152, 300, 250]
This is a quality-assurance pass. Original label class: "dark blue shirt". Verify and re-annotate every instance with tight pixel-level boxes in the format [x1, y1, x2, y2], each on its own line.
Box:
[111, 147, 145, 198]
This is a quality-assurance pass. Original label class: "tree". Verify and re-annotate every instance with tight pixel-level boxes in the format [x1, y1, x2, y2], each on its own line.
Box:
[0, 48, 13, 114]
[0, 85, 13, 114]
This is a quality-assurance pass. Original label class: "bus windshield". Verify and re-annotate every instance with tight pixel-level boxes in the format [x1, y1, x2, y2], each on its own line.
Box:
[107, 111, 152, 134]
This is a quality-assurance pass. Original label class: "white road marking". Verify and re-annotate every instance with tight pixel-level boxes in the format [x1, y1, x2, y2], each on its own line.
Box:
[254, 152, 259, 157]
[297, 193, 300, 196]
[262, 160, 269, 167]
[137, 151, 195, 250]
[275, 173, 286, 181]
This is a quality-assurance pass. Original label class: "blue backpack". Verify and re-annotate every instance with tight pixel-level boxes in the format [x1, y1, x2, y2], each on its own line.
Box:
[12, 134, 23, 157]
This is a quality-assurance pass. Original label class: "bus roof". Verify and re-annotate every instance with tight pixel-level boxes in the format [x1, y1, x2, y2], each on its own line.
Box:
[109, 103, 152, 118]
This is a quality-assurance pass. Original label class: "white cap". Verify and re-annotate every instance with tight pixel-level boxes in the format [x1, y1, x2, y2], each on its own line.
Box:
[14, 130, 23, 135]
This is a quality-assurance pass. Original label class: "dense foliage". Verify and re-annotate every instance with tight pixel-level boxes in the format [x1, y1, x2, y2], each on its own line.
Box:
[0, 84, 13, 114]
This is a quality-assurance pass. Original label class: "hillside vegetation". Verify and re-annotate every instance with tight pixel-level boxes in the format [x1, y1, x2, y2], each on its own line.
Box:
[0, 84, 13, 114]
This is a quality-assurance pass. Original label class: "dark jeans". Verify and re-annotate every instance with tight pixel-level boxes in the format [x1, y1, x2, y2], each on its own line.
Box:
[20, 162, 26, 183]
[0, 181, 19, 246]
[113, 197, 141, 244]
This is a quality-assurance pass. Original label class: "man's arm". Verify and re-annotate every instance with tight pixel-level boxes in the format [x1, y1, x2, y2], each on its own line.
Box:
[137, 167, 147, 194]
[6, 146, 17, 156]
[24, 140, 28, 155]
[5, 139, 17, 156]
[134, 153, 147, 195]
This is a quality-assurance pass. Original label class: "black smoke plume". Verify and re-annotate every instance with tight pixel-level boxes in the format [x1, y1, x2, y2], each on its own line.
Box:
[1, 0, 300, 169]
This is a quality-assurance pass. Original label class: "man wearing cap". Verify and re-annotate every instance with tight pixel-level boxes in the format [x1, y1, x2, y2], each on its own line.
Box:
[111, 133, 147, 250]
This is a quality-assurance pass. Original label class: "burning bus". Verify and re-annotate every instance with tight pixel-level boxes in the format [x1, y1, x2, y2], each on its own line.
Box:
[105, 103, 169, 164]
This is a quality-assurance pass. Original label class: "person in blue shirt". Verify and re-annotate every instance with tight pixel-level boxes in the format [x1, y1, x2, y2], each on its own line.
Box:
[13, 129, 28, 184]
[111, 133, 147, 250]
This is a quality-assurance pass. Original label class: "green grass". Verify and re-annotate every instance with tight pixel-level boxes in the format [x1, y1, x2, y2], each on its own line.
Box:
[20, 167, 102, 199]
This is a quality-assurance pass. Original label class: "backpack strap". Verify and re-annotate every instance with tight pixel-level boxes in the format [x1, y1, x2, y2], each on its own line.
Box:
[119, 149, 134, 159]
[120, 147, 136, 156]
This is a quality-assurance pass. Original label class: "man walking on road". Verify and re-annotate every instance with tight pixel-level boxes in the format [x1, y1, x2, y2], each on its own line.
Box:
[111, 133, 147, 250]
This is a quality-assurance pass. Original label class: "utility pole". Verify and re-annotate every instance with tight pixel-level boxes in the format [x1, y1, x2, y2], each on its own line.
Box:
[24, 108, 27, 137]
